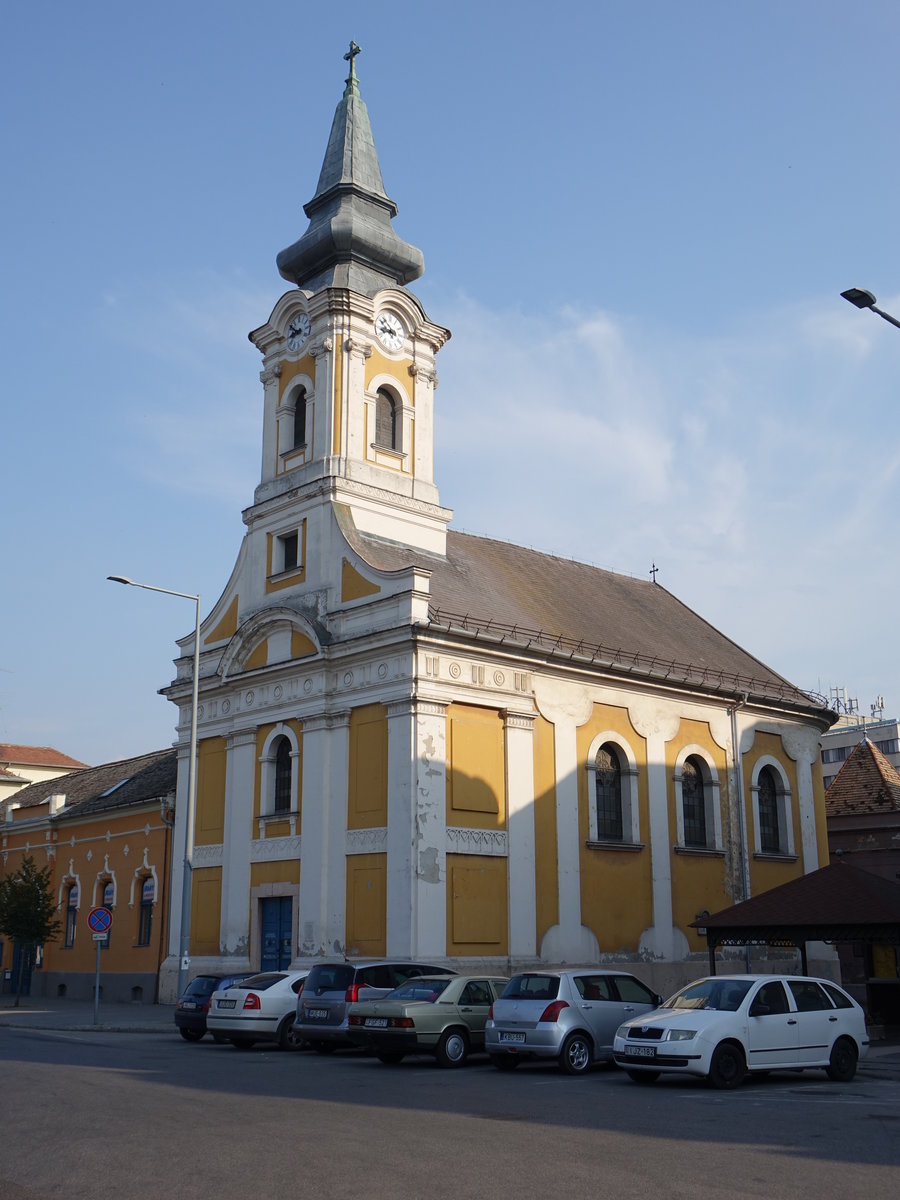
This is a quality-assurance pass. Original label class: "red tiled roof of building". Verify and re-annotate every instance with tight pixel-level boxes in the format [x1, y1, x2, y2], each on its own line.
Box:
[0, 744, 89, 770]
[825, 738, 900, 818]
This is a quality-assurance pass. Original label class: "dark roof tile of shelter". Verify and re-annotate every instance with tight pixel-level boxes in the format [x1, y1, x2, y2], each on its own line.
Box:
[698, 863, 900, 930]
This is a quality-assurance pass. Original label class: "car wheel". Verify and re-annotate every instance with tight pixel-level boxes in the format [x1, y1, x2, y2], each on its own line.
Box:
[230, 1038, 256, 1050]
[826, 1037, 858, 1083]
[625, 1069, 660, 1084]
[436, 1027, 469, 1068]
[178, 1028, 204, 1042]
[277, 1015, 303, 1051]
[489, 1054, 519, 1071]
[376, 1051, 405, 1065]
[707, 1041, 746, 1090]
[559, 1032, 593, 1076]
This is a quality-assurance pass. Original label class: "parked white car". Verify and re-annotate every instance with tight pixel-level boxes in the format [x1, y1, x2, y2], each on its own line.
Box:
[614, 974, 869, 1088]
[207, 970, 309, 1050]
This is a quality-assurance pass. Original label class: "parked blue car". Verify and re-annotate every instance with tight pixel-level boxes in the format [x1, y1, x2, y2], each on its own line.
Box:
[174, 972, 256, 1042]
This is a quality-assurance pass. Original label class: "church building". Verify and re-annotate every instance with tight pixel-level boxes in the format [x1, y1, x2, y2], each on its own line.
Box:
[158, 46, 834, 1001]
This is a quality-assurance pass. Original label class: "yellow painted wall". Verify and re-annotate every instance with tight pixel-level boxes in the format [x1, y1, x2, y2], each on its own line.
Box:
[348, 704, 388, 829]
[446, 704, 506, 829]
[341, 558, 381, 602]
[190, 867, 222, 956]
[204, 595, 239, 645]
[533, 714, 559, 945]
[364, 347, 414, 395]
[291, 631, 317, 658]
[196, 738, 226, 845]
[244, 640, 268, 671]
[278, 353, 315, 398]
[345, 853, 386, 956]
[576, 704, 652, 952]
[250, 860, 300, 889]
[446, 855, 508, 956]
[666, 718, 731, 952]
[744, 730, 805, 893]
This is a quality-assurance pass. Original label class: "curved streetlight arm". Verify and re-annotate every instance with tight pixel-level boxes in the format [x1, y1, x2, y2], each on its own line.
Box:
[840, 287, 900, 331]
[107, 574, 201, 999]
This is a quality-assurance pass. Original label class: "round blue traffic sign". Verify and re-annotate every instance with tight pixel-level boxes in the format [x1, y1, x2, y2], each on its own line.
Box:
[88, 906, 112, 933]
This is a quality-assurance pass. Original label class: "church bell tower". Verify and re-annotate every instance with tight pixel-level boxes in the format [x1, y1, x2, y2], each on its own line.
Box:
[247, 42, 452, 558]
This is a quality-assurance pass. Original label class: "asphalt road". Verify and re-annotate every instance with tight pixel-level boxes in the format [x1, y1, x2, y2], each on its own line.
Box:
[1, 1028, 898, 1200]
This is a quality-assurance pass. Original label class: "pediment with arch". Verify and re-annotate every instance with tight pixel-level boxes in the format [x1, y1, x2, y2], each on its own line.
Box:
[218, 607, 322, 681]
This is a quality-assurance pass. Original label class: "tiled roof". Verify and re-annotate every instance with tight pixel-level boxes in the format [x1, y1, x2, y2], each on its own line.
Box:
[2, 749, 176, 819]
[825, 738, 900, 817]
[699, 862, 900, 930]
[0, 743, 89, 769]
[341, 521, 829, 716]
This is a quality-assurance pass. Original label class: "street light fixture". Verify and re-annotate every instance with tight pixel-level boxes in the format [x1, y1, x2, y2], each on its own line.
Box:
[840, 287, 900, 331]
[108, 574, 201, 999]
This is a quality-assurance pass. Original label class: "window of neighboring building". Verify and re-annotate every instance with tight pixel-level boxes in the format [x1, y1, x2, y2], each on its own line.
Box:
[64, 884, 78, 948]
[681, 755, 708, 848]
[293, 387, 307, 449]
[137, 877, 154, 947]
[757, 766, 781, 854]
[374, 387, 398, 450]
[594, 744, 623, 841]
[274, 737, 292, 815]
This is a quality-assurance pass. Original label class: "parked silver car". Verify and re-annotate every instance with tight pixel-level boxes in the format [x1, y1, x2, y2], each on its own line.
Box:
[293, 960, 453, 1051]
[486, 969, 660, 1074]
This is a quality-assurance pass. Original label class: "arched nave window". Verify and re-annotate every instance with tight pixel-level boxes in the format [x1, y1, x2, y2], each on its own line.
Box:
[751, 759, 795, 858]
[259, 725, 300, 819]
[681, 757, 707, 847]
[586, 735, 641, 846]
[273, 736, 292, 815]
[673, 747, 723, 852]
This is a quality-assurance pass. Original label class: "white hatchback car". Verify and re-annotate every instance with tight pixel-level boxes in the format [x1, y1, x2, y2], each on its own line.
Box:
[207, 969, 309, 1050]
[614, 974, 869, 1088]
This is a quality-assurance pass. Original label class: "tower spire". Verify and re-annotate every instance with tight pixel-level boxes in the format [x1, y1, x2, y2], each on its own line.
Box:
[276, 43, 424, 296]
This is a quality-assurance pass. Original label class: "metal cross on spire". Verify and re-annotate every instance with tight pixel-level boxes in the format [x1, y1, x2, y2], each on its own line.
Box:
[650, 563, 659, 583]
[343, 40, 361, 95]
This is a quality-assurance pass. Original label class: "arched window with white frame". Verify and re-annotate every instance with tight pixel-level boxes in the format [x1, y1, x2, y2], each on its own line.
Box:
[259, 724, 300, 821]
[586, 733, 641, 846]
[292, 386, 307, 449]
[750, 757, 795, 858]
[673, 747, 723, 852]
[375, 387, 398, 450]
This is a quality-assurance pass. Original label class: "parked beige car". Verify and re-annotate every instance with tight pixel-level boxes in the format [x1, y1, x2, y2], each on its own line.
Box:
[347, 974, 508, 1067]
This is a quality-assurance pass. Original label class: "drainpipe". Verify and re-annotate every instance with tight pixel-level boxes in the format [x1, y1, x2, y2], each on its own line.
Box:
[728, 694, 752, 972]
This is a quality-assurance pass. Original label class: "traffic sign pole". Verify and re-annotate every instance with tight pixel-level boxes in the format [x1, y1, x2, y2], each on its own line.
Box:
[87, 907, 113, 1024]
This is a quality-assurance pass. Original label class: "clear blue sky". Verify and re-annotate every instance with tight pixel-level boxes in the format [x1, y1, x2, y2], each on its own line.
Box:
[2, 1, 899, 765]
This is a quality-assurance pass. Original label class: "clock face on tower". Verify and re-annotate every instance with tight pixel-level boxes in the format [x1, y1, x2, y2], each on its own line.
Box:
[286, 312, 310, 352]
[374, 311, 404, 352]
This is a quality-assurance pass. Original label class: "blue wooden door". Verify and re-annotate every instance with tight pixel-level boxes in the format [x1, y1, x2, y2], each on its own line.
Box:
[260, 897, 292, 972]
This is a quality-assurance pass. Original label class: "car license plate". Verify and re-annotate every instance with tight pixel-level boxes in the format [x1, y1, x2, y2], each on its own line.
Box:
[499, 1032, 525, 1044]
[217, 999, 236, 1010]
[305, 1008, 329, 1020]
[624, 1045, 656, 1058]
[181, 1000, 197, 1010]
[364, 1018, 388, 1028]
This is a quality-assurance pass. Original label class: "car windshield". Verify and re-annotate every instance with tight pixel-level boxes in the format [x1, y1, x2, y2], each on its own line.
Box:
[501, 974, 560, 1001]
[663, 979, 753, 1012]
[386, 978, 452, 1003]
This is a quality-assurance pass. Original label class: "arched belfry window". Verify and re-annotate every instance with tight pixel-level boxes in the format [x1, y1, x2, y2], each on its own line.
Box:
[594, 744, 623, 841]
[757, 766, 780, 854]
[681, 755, 707, 847]
[375, 387, 397, 450]
[274, 737, 292, 815]
[293, 387, 307, 449]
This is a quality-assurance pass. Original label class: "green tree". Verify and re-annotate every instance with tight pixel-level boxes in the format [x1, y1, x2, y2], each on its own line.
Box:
[0, 855, 61, 1007]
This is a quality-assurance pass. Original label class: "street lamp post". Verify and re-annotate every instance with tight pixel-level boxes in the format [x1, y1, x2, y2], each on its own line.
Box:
[840, 287, 900, 331]
[108, 575, 201, 1000]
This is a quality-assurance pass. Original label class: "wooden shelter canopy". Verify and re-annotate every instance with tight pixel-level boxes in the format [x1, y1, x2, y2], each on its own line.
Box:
[691, 862, 900, 974]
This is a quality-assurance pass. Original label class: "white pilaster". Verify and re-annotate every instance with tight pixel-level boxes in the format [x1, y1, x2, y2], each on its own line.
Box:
[298, 710, 350, 957]
[413, 700, 447, 958]
[505, 711, 537, 960]
[219, 728, 257, 956]
[784, 725, 823, 873]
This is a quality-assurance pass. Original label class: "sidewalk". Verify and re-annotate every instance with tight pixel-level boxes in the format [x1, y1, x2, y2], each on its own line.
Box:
[2, 995, 899, 1076]
[0, 995, 176, 1033]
